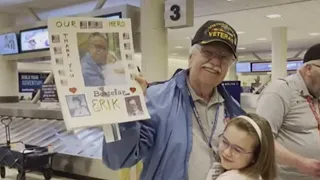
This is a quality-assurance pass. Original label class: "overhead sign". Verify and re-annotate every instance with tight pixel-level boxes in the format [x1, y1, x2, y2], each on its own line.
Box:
[165, 0, 194, 28]
[19, 72, 49, 93]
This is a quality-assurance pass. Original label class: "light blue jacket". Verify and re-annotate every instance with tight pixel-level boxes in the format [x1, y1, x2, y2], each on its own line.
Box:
[102, 69, 245, 180]
[81, 53, 105, 86]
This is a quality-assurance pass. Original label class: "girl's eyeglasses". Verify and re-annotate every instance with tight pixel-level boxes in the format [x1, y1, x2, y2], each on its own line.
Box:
[218, 134, 254, 158]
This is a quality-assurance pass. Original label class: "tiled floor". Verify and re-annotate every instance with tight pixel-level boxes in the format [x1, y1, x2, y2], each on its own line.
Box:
[1, 168, 74, 180]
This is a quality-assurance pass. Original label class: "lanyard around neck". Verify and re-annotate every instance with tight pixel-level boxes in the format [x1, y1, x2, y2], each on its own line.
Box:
[187, 86, 222, 149]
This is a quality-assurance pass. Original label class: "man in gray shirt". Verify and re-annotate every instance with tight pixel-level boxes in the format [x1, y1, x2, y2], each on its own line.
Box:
[257, 43, 320, 180]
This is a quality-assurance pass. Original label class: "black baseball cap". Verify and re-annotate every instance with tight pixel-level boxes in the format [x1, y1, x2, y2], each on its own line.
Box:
[304, 43, 320, 63]
[192, 20, 238, 59]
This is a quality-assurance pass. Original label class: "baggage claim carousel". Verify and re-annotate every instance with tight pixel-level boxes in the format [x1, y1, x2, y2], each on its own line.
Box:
[0, 103, 118, 180]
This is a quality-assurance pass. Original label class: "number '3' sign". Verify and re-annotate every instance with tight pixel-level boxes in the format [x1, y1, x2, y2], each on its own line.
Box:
[170, 4, 181, 21]
[165, 0, 194, 28]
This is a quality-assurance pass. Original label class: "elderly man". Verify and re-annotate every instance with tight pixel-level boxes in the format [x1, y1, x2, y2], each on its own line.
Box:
[102, 20, 245, 180]
[257, 43, 320, 180]
[81, 32, 117, 86]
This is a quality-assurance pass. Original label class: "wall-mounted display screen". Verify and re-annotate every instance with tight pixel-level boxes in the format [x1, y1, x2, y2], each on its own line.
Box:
[20, 27, 49, 52]
[251, 62, 271, 72]
[287, 60, 303, 71]
[0, 32, 19, 55]
[236, 62, 251, 73]
[251, 60, 303, 72]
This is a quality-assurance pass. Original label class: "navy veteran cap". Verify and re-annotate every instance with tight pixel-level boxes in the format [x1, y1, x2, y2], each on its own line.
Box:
[304, 43, 320, 63]
[192, 20, 238, 58]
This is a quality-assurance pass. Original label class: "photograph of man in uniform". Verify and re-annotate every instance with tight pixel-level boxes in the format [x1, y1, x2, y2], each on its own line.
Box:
[66, 95, 90, 117]
[125, 96, 144, 116]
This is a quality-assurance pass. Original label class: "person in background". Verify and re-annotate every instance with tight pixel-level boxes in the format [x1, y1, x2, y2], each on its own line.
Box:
[81, 32, 109, 86]
[216, 113, 277, 180]
[102, 20, 246, 180]
[257, 43, 320, 180]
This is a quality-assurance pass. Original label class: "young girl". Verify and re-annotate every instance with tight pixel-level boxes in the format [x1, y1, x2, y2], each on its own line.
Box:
[215, 113, 277, 180]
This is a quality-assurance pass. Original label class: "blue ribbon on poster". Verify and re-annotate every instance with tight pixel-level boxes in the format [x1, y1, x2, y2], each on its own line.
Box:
[19, 73, 49, 93]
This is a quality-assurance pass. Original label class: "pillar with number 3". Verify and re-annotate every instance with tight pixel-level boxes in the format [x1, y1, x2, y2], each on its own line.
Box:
[165, 0, 194, 29]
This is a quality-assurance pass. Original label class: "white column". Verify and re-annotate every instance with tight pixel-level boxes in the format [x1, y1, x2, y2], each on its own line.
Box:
[226, 62, 237, 80]
[271, 27, 288, 82]
[0, 13, 19, 102]
[140, 0, 168, 82]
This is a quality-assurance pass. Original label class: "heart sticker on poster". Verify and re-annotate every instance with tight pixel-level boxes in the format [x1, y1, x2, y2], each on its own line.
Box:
[69, 87, 77, 94]
[130, 87, 136, 93]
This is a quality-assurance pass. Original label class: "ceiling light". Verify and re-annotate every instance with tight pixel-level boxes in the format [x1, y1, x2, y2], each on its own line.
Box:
[227, 0, 234, 1]
[309, 32, 320, 36]
[175, 46, 183, 49]
[257, 38, 267, 41]
[238, 56, 245, 59]
[266, 14, 282, 19]
[172, 53, 179, 56]
[185, 37, 191, 40]
[237, 31, 245, 35]
[238, 47, 246, 50]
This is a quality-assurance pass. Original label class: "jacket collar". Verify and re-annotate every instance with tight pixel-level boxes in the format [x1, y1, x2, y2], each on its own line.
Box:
[174, 69, 246, 117]
[186, 79, 224, 106]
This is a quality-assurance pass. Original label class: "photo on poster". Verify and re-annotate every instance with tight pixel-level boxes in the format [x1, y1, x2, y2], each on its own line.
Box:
[125, 96, 144, 116]
[130, 74, 135, 80]
[96, 22, 103, 29]
[55, 58, 64, 65]
[58, 69, 66, 76]
[124, 42, 131, 50]
[54, 47, 62, 55]
[51, 35, 60, 43]
[77, 32, 127, 87]
[88, 21, 96, 29]
[123, 33, 130, 40]
[128, 63, 135, 69]
[80, 21, 87, 29]
[60, 79, 68, 86]
[125, 54, 132, 60]
[66, 94, 91, 117]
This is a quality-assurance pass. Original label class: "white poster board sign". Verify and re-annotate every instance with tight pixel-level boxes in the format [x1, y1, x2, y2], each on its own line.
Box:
[48, 17, 150, 130]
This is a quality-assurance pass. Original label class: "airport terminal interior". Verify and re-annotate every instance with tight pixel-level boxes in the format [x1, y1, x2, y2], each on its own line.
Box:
[0, 0, 319, 180]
